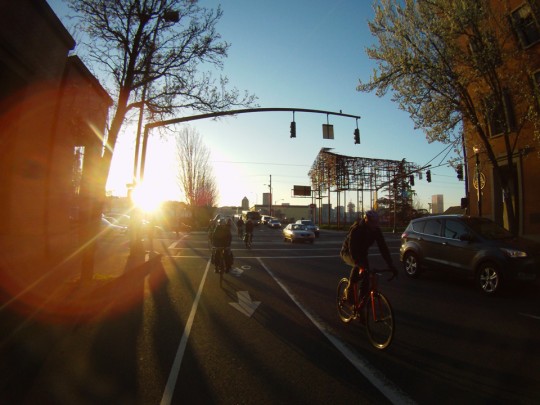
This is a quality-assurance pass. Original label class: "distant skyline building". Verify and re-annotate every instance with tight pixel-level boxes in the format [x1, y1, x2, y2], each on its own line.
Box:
[432, 194, 444, 214]
[262, 192, 272, 207]
[241, 196, 249, 210]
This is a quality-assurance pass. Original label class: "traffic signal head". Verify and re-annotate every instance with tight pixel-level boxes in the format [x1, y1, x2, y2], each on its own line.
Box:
[456, 164, 463, 181]
[426, 170, 431, 182]
[409, 175, 415, 186]
[290, 121, 296, 138]
[354, 128, 360, 144]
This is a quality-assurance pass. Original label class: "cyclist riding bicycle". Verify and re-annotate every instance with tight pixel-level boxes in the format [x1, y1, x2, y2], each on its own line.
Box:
[343, 210, 397, 304]
[236, 217, 244, 239]
[211, 218, 233, 273]
[244, 219, 254, 245]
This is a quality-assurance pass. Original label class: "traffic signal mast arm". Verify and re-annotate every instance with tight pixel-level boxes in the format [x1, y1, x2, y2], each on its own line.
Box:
[140, 107, 361, 181]
[145, 107, 361, 129]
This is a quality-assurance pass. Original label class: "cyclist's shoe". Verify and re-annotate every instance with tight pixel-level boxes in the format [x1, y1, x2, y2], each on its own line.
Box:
[225, 266, 231, 273]
[214, 267, 219, 273]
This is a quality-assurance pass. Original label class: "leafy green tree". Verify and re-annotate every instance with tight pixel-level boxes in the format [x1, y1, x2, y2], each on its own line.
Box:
[358, 0, 540, 234]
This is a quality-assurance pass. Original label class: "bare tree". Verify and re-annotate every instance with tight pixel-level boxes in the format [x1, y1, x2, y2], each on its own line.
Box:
[358, 0, 540, 234]
[65, 0, 257, 188]
[175, 126, 218, 209]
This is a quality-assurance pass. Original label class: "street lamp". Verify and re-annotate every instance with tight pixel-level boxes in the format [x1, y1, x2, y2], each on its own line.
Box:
[473, 146, 482, 217]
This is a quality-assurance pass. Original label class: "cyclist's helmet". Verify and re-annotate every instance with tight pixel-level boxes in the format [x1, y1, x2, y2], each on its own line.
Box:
[364, 210, 379, 225]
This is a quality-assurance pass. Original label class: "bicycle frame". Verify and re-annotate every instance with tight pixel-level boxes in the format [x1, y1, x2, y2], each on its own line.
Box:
[352, 268, 378, 312]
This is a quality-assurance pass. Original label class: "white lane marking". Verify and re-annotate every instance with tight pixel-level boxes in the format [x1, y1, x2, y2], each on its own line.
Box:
[257, 258, 415, 405]
[519, 312, 540, 320]
[160, 260, 210, 405]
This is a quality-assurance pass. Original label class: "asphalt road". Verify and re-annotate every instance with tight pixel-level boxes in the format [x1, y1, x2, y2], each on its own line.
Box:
[3, 224, 540, 404]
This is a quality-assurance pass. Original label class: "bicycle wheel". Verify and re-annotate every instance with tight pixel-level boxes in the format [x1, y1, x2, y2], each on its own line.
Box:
[336, 278, 354, 323]
[365, 291, 394, 350]
[218, 251, 225, 286]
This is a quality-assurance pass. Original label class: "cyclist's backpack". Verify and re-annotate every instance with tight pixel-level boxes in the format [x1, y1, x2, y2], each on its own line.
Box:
[340, 222, 359, 266]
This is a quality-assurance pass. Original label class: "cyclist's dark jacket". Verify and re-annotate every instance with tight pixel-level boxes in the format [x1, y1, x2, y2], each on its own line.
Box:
[349, 219, 392, 267]
[212, 224, 232, 247]
[245, 220, 254, 234]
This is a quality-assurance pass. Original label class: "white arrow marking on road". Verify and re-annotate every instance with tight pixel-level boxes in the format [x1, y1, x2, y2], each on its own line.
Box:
[229, 291, 260, 317]
[230, 267, 244, 277]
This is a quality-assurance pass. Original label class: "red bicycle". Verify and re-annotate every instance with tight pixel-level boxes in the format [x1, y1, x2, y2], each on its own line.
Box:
[337, 267, 395, 350]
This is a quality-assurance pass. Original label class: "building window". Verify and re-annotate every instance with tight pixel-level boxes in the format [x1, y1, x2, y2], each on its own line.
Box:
[511, 3, 540, 48]
[70, 146, 85, 227]
[72, 146, 85, 195]
[533, 70, 540, 105]
[484, 90, 515, 137]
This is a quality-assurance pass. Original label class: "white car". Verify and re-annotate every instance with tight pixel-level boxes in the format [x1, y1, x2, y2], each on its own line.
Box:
[295, 219, 320, 237]
[267, 219, 282, 229]
[283, 223, 315, 243]
[100, 217, 127, 238]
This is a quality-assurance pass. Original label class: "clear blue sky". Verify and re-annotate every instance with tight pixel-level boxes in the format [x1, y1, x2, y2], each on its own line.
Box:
[47, 0, 465, 211]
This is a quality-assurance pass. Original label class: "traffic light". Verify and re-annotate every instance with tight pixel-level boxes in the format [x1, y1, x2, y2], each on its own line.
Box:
[409, 175, 415, 186]
[354, 128, 360, 144]
[456, 164, 463, 181]
[290, 121, 296, 138]
[426, 170, 431, 182]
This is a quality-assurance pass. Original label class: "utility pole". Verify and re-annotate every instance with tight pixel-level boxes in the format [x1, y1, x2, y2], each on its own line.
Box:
[269, 175, 272, 217]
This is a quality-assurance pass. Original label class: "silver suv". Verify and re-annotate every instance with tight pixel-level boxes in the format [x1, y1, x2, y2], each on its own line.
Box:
[400, 215, 540, 295]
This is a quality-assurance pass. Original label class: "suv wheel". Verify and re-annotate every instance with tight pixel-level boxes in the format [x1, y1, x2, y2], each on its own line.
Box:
[403, 252, 420, 278]
[476, 262, 502, 295]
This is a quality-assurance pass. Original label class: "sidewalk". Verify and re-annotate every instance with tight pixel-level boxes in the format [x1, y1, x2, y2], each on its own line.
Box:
[0, 234, 161, 403]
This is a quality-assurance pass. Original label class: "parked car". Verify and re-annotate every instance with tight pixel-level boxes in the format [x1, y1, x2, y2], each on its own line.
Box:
[100, 216, 127, 237]
[295, 219, 320, 237]
[400, 215, 540, 295]
[103, 213, 167, 237]
[267, 219, 282, 229]
[261, 215, 272, 225]
[104, 213, 131, 228]
[283, 223, 315, 243]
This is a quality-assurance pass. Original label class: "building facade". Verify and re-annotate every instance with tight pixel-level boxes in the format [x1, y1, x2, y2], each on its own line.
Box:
[461, 0, 540, 240]
[0, 1, 112, 298]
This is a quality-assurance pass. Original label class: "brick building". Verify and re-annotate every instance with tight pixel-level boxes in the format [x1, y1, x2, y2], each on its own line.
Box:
[0, 1, 112, 298]
[461, 0, 540, 240]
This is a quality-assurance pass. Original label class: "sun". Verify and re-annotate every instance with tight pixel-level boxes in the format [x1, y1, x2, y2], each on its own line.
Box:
[131, 182, 167, 213]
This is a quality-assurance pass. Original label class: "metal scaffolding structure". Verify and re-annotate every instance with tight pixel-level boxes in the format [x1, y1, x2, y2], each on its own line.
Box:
[308, 148, 422, 228]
